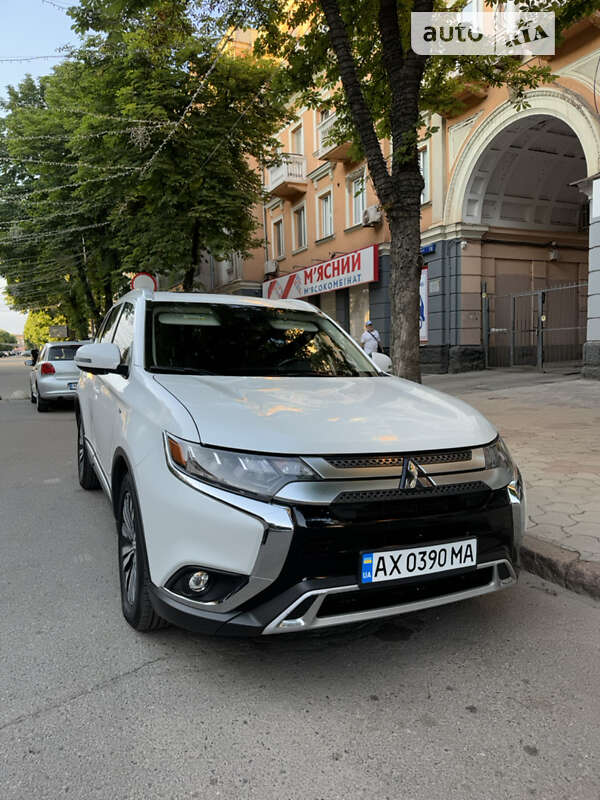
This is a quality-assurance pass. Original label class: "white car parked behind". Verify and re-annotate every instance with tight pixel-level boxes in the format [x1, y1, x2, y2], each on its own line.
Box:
[74, 291, 526, 636]
[29, 341, 89, 412]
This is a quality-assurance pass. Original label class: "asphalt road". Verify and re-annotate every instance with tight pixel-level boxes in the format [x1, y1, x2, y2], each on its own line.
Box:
[0, 356, 31, 400]
[1, 390, 599, 800]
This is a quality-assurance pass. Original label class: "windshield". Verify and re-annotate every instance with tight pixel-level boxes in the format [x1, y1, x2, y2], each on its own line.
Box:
[48, 345, 81, 361]
[145, 302, 379, 377]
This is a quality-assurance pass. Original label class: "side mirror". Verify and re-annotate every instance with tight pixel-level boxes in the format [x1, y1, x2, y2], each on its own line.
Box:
[75, 342, 126, 376]
[25, 359, 33, 366]
[371, 352, 392, 373]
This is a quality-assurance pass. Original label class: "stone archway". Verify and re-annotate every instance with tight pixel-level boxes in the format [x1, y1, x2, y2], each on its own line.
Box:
[442, 88, 600, 369]
[444, 88, 600, 226]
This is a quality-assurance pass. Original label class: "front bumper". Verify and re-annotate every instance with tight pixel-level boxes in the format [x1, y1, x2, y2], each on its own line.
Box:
[146, 475, 524, 636]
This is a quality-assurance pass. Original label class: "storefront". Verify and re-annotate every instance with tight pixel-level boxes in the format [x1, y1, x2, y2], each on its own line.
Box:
[262, 243, 429, 353]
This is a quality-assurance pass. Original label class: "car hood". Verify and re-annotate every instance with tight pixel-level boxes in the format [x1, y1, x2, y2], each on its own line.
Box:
[154, 374, 497, 454]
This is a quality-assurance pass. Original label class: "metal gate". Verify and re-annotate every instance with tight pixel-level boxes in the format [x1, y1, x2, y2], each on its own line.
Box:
[483, 282, 588, 369]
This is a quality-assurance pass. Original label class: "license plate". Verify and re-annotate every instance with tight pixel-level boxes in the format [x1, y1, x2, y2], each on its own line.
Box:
[68, 382, 78, 391]
[360, 538, 477, 585]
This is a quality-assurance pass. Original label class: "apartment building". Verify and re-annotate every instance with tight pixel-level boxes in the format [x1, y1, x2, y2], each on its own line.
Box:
[209, 15, 600, 375]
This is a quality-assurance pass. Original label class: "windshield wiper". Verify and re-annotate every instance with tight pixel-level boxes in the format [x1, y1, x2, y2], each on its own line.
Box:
[148, 366, 216, 375]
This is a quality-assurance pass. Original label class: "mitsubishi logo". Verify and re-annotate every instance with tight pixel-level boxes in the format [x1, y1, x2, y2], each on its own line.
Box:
[400, 458, 420, 489]
[400, 458, 435, 489]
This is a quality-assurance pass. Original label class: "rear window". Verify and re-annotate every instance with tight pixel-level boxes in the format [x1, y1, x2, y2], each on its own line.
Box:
[47, 345, 80, 361]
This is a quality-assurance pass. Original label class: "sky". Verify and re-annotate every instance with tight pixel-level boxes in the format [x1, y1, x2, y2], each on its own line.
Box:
[0, 0, 81, 334]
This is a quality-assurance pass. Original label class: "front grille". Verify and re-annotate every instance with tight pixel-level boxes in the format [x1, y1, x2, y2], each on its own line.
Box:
[335, 481, 488, 504]
[317, 568, 494, 617]
[326, 449, 472, 469]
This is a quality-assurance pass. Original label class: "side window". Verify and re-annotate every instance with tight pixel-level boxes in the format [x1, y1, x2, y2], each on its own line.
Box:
[98, 306, 122, 343]
[112, 303, 135, 366]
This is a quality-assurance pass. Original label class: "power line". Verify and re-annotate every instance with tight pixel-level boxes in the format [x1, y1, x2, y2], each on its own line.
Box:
[0, 221, 110, 244]
[0, 169, 138, 203]
[141, 31, 236, 176]
[3, 125, 171, 143]
[49, 107, 177, 126]
[41, 0, 70, 10]
[0, 155, 143, 171]
[0, 54, 72, 63]
[0, 202, 105, 227]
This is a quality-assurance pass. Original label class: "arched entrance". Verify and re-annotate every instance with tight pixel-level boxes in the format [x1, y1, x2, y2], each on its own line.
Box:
[443, 90, 600, 369]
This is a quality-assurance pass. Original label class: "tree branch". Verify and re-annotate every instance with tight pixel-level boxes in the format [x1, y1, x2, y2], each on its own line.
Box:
[318, 0, 394, 206]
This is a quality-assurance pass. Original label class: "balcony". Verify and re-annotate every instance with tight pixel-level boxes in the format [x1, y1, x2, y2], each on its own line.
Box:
[266, 154, 307, 198]
[317, 114, 352, 161]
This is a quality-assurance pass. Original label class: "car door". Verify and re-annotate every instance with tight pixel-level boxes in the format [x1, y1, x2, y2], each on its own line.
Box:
[93, 303, 135, 481]
[87, 304, 124, 481]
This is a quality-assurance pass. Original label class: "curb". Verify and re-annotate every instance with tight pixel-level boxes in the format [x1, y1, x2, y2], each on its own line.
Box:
[521, 533, 600, 601]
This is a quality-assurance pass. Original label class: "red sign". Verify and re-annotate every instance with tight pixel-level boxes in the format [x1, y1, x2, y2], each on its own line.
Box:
[263, 245, 379, 300]
[130, 272, 158, 291]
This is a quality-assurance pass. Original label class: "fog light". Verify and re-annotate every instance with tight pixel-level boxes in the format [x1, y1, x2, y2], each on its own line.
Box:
[188, 571, 210, 593]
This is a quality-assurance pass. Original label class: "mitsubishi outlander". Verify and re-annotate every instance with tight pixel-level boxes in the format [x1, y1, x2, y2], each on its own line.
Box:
[74, 290, 525, 635]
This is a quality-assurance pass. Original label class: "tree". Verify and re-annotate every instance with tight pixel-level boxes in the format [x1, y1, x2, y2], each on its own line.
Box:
[84, 0, 598, 381]
[0, 328, 17, 352]
[0, 1, 290, 328]
[23, 311, 69, 348]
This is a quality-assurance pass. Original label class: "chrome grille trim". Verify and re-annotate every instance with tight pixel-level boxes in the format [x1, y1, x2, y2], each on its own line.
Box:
[333, 481, 489, 504]
[303, 448, 486, 479]
[326, 450, 472, 469]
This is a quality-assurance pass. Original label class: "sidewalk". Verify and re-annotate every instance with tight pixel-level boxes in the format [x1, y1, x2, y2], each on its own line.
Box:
[424, 367, 600, 599]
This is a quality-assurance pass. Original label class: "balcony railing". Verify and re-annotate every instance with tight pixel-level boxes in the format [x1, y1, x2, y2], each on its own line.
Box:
[317, 114, 351, 161]
[267, 154, 307, 197]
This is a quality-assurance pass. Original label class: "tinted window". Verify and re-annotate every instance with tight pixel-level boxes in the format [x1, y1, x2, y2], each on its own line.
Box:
[145, 302, 378, 377]
[98, 306, 122, 343]
[112, 303, 135, 365]
[48, 345, 81, 361]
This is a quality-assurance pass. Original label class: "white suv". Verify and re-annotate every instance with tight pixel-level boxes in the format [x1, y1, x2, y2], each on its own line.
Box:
[74, 290, 525, 636]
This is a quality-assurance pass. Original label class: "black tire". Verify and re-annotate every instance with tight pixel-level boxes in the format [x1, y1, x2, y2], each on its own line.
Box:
[117, 473, 167, 632]
[77, 417, 100, 490]
[36, 389, 50, 412]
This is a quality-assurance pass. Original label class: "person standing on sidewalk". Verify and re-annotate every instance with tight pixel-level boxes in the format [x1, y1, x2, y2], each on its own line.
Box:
[360, 320, 381, 357]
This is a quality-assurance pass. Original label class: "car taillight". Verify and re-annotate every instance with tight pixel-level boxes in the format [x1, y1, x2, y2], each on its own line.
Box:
[40, 362, 55, 375]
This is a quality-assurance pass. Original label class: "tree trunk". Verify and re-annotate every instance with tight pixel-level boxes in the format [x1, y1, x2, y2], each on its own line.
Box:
[75, 259, 101, 327]
[183, 219, 201, 292]
[388, 208, 422, 384]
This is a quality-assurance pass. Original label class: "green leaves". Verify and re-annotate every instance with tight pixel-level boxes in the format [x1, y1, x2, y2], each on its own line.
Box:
[1, 0, 290, 328]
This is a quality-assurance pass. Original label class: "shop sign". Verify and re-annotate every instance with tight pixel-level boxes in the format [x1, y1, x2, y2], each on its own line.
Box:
[263, 245, 379, 300]
[420, 267, 429, 344]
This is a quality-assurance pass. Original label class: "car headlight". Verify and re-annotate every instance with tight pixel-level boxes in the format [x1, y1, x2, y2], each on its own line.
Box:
[483, 436, 514, 472]
[165, 433, 317, 500]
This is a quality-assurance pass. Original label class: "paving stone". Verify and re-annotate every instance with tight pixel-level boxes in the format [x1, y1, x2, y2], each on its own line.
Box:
[528, 511, 577, 528]
[543, 502, 583, 514]
[423, 370, 600, 598]
[566, 522, 600, 538]
[568, 510, 600, 526]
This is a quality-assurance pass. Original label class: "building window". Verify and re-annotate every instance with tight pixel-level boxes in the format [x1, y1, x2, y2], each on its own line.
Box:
[291, 124, 303, 155]
[272, 218, 284, 259]
[292, 203, 307, 251]
[350, 173, 366, 226]
[318, 191, 333, 239]
[419, 146, 430, 205]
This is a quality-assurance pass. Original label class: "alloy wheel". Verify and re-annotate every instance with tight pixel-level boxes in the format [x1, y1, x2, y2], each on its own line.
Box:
[120, 491, 138, 607]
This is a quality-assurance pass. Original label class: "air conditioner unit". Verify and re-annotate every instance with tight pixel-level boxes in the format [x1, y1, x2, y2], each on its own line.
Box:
[362, 205, 382, 227]
[264, 260, 278, 277]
